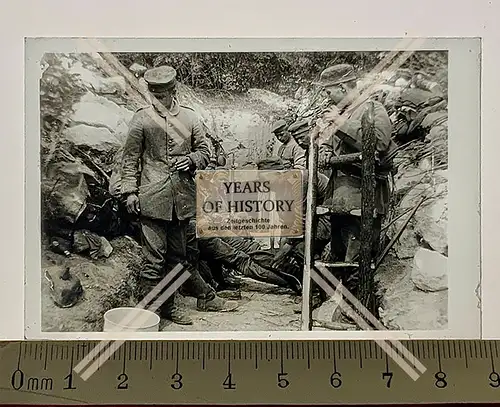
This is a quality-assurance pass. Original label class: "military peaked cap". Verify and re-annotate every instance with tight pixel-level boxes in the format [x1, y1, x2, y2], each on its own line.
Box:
[144, 66, 177, 90]
[316, 64, 357, 87]
[271, 119, 287, 133]
[288, 119, 310, 136]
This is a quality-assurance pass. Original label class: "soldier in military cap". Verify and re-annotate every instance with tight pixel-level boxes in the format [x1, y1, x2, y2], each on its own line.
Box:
[271, 119, 306, 169]
[121, 66, 238, 325]
[270, 119, 332, 310]
[316, 63, 397, 263]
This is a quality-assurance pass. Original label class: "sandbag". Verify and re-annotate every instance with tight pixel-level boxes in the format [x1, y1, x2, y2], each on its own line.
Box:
[42, 149, 96, 224]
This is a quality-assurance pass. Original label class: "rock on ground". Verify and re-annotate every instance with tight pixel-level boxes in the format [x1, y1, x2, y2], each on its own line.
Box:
[376, 255, 448, 331]
[129, 63, 147, 76]
[313, 288, 343, 323]
[411, 247, 448, 292]
[390, 222, 421, 260]
[413, 179, 448, 256]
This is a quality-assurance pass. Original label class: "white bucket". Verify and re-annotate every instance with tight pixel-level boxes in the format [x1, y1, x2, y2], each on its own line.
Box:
[103, 307, 160, 332]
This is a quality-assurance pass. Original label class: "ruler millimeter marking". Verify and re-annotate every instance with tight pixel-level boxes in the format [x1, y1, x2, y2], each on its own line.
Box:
[0, 340, 499, 405]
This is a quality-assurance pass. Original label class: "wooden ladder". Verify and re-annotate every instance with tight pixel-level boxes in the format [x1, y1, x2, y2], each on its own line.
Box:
[301, 102, 378, 331]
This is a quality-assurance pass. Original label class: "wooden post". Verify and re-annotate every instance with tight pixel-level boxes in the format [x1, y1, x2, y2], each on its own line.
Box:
[359, 101, 377, 314]
[301, 127, 319, 331]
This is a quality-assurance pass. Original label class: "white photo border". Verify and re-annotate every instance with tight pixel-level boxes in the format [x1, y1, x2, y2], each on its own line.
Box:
[24, 37, 481, 340]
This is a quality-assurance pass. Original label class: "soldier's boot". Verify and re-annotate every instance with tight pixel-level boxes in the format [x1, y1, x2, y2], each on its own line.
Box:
[138, 277, 193, 325]
[197, 290, 239, 312]
[160, 294, 193, 325]
[243, 261, 301, 293]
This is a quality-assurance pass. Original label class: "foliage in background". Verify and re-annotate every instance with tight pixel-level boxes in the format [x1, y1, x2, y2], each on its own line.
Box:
[40, 53, 87, 172]
[113, 51, 448, 95]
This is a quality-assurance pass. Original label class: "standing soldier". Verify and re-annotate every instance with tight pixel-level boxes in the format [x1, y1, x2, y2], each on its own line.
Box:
[316, 64, 397, 263]
[121, 65, 237, 325]
[271, 119, 306, 169]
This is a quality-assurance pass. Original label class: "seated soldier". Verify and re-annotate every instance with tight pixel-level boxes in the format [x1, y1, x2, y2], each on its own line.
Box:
[188, 220, 302, 294]
[271, 119, 306, 169]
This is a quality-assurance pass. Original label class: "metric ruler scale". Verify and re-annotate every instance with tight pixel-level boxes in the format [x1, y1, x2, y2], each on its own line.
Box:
[0, 340, 500, 405]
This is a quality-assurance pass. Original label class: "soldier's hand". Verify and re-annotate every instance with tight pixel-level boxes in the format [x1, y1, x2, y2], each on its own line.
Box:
[322, 105, 341, 123]
[125, 193, 140, 215]
[176, 157, 192, 171]
[320, 150, 333, 167]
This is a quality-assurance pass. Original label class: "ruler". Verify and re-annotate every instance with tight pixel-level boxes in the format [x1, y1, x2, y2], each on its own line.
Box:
[0, 340, 499, 405]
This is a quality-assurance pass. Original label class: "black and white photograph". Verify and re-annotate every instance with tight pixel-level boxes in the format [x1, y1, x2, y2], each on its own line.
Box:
[24, 38, 481, 339]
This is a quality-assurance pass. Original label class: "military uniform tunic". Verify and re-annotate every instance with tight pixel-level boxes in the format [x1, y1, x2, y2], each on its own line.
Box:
[121, 99, 211, 221]
[277, 138, 306, 169]
[319, 98, 396, 216]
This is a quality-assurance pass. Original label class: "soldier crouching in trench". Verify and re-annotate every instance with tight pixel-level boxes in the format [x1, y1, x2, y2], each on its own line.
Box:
[120, 65, 238, 326]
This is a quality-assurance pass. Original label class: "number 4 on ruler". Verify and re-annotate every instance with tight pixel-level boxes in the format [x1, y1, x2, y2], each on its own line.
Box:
[223, 373, 236, 390]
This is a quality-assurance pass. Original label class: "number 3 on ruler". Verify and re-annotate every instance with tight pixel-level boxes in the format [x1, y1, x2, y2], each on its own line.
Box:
[171, 373, 183, 390]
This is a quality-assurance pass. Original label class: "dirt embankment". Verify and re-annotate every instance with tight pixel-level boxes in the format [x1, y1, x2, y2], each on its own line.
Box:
[42, 237, 143, 332]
